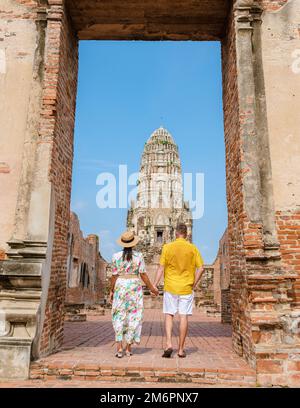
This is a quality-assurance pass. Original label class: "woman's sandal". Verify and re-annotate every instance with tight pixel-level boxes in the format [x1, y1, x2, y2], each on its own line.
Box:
[125, 351, 133, 357]
[162, 348, 173, 358]
[115, 350, 123, 358]
[177, 351, 187, 358]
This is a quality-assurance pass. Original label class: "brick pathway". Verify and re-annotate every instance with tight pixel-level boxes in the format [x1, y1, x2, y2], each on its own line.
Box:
[0, 380, 249, 388]
[24, 309, 256, 387]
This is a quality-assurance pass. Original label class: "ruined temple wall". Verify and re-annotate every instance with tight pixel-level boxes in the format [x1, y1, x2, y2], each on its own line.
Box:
[0, 0, 299, 385]
[193, 264, 215, 312]
[66, 212, 107, 306]
[0, 0, 41, 257]
[206, 227, 231, 319]
[38, 2, 78, 356]
[219, 229, 231, 322]
[222, 3, 252, 362]
[221, 2, 300, 383]
[220, 0, 300, 387]
[261, 0, 300, 307]
[212, 255, 221, 308]
[96, 255, 107, 301]
[244, 0, 300, 387]
[219, 229, 230, 290]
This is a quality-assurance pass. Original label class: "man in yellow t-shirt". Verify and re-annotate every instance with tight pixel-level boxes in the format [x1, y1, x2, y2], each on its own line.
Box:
[153, 223, 204, 358]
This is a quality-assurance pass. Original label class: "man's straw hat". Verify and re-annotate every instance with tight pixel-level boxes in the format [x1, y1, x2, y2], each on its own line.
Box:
[116, 231, 139, 248]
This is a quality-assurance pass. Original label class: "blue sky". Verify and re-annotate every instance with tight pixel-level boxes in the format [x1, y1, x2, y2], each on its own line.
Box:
[71, 41, 227, 264]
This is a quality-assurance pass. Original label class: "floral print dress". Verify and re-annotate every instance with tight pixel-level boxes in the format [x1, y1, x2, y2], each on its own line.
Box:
[111, 251, 145, 344]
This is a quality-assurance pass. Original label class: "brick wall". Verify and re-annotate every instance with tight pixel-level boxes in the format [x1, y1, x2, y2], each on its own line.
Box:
[221, 289, 232, 324]
[221, 0, 289, 367]
[212, 254, 221, 308]
[66, 212, 107, 306]
[221, 0, 300, 385]
[218, 229, 231, 322]
[258, 0, 300, 386]
[210, 228, 231, 320]
[277, 211, 300, 307]
[38, 2, 78, 356]
[219, 229, 230, 290]
[222, 6, 253, 360]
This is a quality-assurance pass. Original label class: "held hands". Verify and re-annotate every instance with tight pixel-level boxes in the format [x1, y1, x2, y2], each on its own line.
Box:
[108, 291, 114, 304]
[150, 285, 159, 297]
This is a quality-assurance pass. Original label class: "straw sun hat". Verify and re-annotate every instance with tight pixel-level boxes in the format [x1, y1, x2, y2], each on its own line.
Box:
[116, 231, 139, 248]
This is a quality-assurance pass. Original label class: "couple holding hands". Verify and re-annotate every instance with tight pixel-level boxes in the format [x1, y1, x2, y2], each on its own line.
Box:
[109, 223, 204, 359]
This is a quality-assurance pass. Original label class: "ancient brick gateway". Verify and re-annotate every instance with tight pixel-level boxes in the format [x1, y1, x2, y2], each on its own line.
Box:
[0, 0, 299, 387]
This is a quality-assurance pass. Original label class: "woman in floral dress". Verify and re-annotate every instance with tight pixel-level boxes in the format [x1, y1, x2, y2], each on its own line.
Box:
[109, 231, 158, 358]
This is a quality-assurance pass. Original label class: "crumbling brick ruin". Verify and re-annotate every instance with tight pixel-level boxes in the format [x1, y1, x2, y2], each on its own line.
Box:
[211, 229, 232, 322]
[0, 0, 299, 386]
[66, 212, 107, 308]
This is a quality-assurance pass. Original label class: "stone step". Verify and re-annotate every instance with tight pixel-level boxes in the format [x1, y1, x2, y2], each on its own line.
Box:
[30, 362, 256, 386]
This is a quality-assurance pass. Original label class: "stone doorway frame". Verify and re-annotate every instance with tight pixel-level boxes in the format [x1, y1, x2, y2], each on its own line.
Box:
[0, 0, 299, 386]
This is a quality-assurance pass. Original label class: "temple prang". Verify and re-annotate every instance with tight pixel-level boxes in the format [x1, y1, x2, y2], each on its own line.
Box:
[126, 127, 193, 281]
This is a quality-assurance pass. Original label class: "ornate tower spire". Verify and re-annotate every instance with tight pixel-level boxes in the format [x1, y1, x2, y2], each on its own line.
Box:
[127, 127, 193, 279]
[137, 127, 183, 210]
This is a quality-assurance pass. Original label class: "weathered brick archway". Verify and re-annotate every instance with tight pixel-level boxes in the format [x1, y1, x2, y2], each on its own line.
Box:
[0, 0, 300, 386]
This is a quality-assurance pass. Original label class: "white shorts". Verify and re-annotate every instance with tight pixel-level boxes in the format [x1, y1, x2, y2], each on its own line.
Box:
[163, 291, 194, 316]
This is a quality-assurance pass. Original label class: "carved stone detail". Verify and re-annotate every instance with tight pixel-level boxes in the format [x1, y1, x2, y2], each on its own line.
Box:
[0, 241, 45, 378]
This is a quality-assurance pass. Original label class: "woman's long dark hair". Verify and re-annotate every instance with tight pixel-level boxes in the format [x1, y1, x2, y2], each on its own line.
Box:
[122, 247, 133, 262]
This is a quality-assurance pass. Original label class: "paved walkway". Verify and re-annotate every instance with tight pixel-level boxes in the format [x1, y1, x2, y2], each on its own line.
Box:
[0, 380, 249, 388]
[25, 309, 256, 387]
